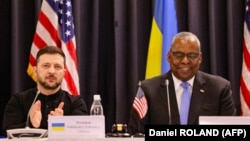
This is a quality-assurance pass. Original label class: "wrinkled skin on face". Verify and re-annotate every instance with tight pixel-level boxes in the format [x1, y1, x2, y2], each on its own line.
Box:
[167, 38, 202, 81]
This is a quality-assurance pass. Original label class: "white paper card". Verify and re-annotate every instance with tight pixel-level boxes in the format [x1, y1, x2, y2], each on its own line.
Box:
[199, 116, 250, 125]
[48, 115, 105, 139]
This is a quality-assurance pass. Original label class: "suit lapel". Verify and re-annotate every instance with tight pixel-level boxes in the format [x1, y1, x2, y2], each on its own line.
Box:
[188, 71, 206, 124]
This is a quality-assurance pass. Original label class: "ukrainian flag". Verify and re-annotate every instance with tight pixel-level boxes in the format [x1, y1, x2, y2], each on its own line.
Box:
[145, 0, 178, 79]
[51, 123, 65, 131]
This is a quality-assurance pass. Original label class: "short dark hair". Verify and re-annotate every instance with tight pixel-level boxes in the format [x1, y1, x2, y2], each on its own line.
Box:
[36, 46, 66, 65]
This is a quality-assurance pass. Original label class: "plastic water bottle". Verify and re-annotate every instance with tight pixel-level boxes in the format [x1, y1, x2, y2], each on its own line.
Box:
[90, 94, 104, 115]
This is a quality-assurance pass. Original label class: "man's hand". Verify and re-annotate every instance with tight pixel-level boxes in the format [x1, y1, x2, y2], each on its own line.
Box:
[49, 102, 64, 116]
[30, 100, 42, 128]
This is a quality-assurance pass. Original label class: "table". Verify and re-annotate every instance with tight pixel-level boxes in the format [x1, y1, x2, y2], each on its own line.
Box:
[0, 137, 144, 141]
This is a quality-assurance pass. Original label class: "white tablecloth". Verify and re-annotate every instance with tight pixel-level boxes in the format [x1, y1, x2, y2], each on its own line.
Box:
[0, 137, 144, 141]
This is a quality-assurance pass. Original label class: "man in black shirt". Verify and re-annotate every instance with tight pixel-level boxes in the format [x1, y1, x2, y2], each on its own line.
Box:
[2, 46, 88, 133]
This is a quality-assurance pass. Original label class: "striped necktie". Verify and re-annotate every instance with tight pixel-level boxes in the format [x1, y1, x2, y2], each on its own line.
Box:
[180, 82, 191, 125]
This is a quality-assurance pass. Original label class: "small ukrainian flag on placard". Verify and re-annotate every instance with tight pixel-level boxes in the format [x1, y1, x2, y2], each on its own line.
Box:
[51, 123, 65, 131]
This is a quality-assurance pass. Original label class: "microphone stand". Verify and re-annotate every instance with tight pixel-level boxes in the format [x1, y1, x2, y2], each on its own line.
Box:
[165, 80, 172, 125]
[25, 90, 40, 128]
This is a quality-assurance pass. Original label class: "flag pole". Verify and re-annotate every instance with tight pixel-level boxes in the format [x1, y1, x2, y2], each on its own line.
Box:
[133, 81, 145, 137]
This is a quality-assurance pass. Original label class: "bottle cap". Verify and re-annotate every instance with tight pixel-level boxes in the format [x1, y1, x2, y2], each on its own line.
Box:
[94, 94, 101, 100]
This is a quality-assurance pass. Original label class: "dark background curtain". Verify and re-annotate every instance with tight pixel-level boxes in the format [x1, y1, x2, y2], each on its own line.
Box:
[0, 0, 245, 135]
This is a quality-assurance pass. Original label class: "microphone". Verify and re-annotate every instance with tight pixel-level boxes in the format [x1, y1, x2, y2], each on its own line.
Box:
[165, 80, 172, 125]
[25, 90, 40, 128]
[6, 89, 48, 139]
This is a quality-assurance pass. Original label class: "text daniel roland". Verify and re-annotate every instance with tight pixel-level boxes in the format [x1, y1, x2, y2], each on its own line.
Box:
[149, 128, 220, 136]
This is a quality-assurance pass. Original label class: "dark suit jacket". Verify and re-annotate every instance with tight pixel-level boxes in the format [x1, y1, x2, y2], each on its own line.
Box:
[128, 70, 236, 134]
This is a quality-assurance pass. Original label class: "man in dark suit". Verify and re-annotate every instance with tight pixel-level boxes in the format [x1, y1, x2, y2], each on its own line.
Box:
[128, 32, 236, 135]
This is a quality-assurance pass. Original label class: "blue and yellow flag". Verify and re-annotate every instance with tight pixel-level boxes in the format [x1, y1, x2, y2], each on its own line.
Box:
[51, 123, 65, 131]
[145, 0, 178, 79]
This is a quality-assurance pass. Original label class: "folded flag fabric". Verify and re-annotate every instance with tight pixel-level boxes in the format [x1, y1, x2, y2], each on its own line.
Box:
[132, 86, 148, 119]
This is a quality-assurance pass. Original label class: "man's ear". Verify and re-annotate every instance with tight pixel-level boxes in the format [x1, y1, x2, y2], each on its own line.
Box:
[199, 53, 202, 63]
[34, 66, 37, 75]
[64, 68, 66, 73]
[167, 52, 171, 62]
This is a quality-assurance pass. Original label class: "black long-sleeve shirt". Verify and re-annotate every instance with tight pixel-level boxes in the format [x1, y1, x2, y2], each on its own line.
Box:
[2, 88, 88, 133]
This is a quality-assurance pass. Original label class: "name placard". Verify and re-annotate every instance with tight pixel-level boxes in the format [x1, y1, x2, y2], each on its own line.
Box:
[199, 116, 250, 125]
[48, 115, 105, 139]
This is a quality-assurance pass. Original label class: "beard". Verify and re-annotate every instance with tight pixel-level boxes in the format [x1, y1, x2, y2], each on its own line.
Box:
[37, 75, 62, 90]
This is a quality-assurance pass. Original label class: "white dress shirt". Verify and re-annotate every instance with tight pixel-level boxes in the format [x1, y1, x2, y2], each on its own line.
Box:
[171, 73, 195, 112]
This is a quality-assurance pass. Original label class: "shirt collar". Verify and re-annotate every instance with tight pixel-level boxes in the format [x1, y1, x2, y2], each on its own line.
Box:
[171, 73, 195, 90]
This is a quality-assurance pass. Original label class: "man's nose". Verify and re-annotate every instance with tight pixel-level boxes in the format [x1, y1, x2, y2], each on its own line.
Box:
[181, 55, 190, 63]
[48, 66, 56, 73]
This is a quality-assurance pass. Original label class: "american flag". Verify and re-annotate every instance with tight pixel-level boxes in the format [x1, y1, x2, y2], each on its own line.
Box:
[240, 0, 250, 115]
[27, 0, 79, 96]
[133, 86, 148, 119]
